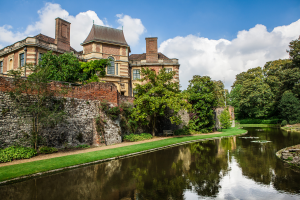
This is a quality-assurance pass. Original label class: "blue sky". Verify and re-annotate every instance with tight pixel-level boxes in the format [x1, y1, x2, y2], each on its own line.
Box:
[1, 0, 300, 89]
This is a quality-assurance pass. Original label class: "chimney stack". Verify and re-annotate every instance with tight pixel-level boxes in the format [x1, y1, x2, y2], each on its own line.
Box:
[146, 37, 158, 63]
[55, 18, 71, 52]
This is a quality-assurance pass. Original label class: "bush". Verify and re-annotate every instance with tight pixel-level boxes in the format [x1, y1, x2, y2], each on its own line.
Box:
[76, 144, 90, 148]
[218, 108, 232, 129]
[123, 133, 152, 142]
[174, 127, 190, 135]
[281, 120, 288, 126]
[0, 146, 37, 163]
[279, 92, 300, 122]
[39, 146, 58, 154]
[237, 119, 281, 124]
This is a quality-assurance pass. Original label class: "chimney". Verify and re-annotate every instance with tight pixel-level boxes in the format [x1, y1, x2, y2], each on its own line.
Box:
[55, 18, 71, 52]
[146, 37, 158, 63]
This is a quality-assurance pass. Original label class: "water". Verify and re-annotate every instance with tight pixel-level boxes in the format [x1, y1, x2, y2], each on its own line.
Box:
[1, 127, 300, 200]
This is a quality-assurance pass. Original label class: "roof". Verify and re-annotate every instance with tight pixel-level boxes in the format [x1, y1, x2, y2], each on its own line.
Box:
[82, 24, 128, 46]
[34, 34, 80, 53]
[129, 53, 170, 61]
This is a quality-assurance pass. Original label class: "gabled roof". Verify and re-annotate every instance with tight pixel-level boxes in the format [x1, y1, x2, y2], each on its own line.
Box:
[129, 53, 170, 61]
[82, 24, 128, 46]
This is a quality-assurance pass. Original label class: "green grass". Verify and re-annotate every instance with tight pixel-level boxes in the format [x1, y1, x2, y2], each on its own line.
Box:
[237, 124, 279, 127]
[0, 127, 246, 182]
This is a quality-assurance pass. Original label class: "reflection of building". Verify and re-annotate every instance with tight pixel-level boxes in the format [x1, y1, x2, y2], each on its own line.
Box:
[0, 18, 81, 76]
[129, 37, 180, 96]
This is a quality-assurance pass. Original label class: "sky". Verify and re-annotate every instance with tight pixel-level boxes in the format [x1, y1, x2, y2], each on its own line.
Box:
[1, 0, 300, 90]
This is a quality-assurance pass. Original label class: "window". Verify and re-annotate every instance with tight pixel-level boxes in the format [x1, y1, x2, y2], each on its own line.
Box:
[165, 68, 172, 73]
[116, 63, 118, 75]
[39, 53, 43, 61]
[0, 61, 3, 73]
[107, 57, 115, 75]
[133, 69, 140, 80]
[20, 53, 25, 67]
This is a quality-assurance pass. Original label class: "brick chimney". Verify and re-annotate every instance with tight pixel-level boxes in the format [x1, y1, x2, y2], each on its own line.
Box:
[55, 18, 71, 52]
[146, 37, 158, 63]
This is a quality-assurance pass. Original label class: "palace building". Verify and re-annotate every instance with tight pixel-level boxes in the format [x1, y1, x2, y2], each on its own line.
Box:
[0, 18, 82, 77]
[0, 18, 180, 97]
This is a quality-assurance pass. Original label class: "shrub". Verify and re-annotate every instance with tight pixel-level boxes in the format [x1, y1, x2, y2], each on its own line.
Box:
[0, 146, 37, 163]
[123, 133, 152, 142]
[237, 119, 281, 124]
[174, 127, 190, 135]
[281, 120, 288, 127]
[107, 106, 122, 120]
[218, 108, 232, 129]
[39, 146, 58, 154]
[76, 144, 90, 148]
[279, 92, 300, 122]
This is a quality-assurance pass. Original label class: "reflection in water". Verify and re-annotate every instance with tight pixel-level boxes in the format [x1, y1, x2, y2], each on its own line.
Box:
[1, 128, 300, 200]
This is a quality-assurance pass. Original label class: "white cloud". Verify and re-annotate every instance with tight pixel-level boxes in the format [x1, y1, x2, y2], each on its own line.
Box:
[116, 14, 146, 46]
[0, 3, 107, 51]
[159, 19, 300, 90]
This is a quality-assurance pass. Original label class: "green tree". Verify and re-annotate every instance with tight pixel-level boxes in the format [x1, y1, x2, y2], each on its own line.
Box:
[39, 51, 110, 84]
[186, 75, 217, 132]
[218, 108, 232, 129]
[213, 80, 226, 107]
[232, 67, 274, 119]
[278, 91, 300, 123]
[131, 68, 190, 136]
[8, 65, 66, 150]
[228, 84, 242, 118]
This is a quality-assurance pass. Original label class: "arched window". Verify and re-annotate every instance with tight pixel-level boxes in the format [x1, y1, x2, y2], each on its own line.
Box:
[107, 57, 115, 75]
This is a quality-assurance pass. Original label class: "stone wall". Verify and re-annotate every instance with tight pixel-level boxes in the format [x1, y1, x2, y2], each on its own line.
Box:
[0, 90, 122, 148]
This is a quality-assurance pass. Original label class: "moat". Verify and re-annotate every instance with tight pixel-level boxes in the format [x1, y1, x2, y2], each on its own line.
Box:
[1, 127, 300, 200]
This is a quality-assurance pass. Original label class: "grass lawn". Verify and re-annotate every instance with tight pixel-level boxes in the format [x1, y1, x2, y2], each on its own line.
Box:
[236, 124, 279, 127]
[0, 127, 246, 183]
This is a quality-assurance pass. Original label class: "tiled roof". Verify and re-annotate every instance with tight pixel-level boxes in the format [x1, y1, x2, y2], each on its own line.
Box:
[82, 24, 128, 46]
[129, 53, 170, 61]
[34, 34, 79, 53]
[35, 34, 55, 44]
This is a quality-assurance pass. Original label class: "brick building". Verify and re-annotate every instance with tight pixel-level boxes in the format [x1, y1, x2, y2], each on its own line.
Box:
[0, 19, 180, 97]
[81, 24, 131, 96]
[0, 18, 81, 76]
[129, 37, 180, 96]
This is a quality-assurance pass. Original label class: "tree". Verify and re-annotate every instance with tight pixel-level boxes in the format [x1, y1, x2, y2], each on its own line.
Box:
[231, 67, 274, 119]
[213, 80, 226, 107]
[218, 108, 232, 129]
[278, 91, 300, 123]
[8, 64, 66, 150]
[38, 51, 110, 84]
[186, 75, 217, 132]
[131, 68, 190, 136]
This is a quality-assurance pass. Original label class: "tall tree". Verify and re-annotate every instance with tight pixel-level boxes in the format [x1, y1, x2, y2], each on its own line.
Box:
[131, 68, 190, 136]
[278, 91, 300, 123]
[186, 75, 217, 132]
[8, 64, 66, 150]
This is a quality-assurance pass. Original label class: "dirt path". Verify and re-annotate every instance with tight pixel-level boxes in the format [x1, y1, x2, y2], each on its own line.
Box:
[0, 132, 221, 167]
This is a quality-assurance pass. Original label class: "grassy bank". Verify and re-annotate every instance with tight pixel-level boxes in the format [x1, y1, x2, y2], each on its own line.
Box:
[0, 127, 246, 183]
[237, 124, 279, 127]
